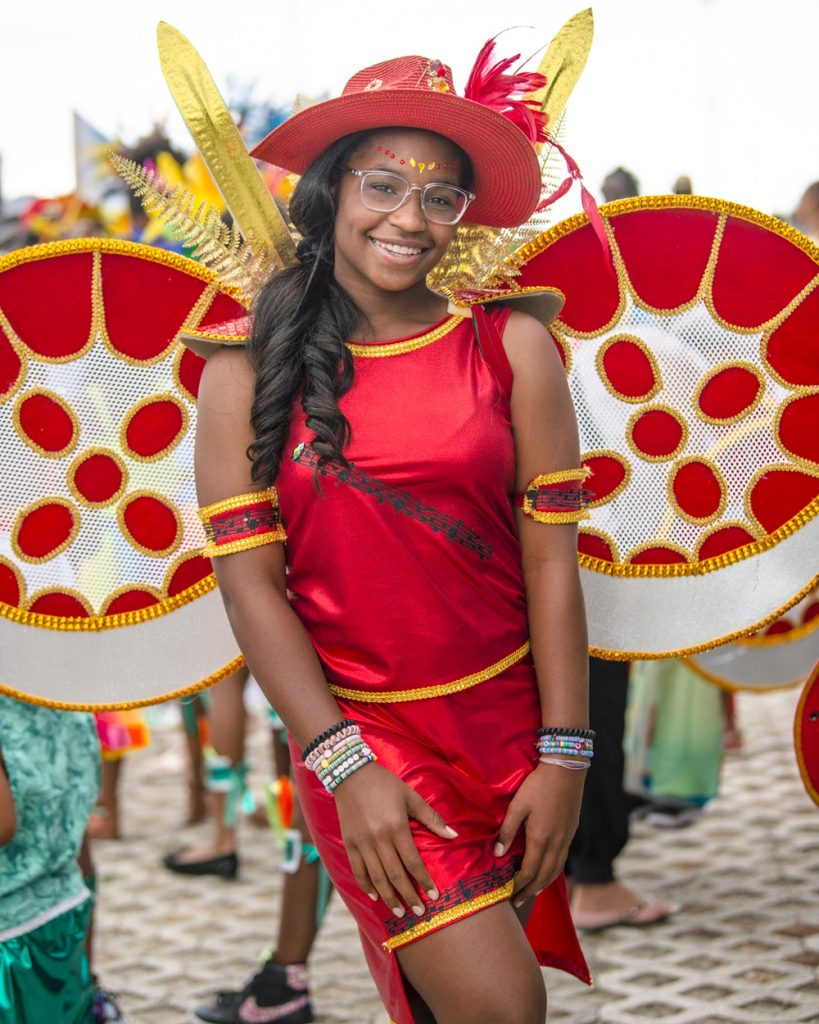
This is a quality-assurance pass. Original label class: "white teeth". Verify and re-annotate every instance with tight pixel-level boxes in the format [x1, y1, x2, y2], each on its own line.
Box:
[371, 239, 424, 256]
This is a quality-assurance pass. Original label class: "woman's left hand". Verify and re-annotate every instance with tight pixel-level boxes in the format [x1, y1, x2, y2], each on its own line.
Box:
[494, 761, 585, 906]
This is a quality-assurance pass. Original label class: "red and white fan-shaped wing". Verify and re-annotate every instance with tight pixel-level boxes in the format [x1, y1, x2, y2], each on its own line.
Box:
[0, 239, 248, 708]
[505, 195, 819, 658]
[685, 587, 819, 691]
[795, 661, 819, 809]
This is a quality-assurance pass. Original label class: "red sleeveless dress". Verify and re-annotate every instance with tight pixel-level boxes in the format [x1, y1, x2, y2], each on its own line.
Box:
[275, 308, 589, 1023]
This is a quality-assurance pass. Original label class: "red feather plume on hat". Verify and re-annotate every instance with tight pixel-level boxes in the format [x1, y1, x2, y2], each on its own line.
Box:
[463, 39, 549, 145]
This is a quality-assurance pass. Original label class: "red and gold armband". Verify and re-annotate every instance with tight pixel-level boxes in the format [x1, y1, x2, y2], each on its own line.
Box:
[514, 468, 591, 524]
[198, 489, 286, 557]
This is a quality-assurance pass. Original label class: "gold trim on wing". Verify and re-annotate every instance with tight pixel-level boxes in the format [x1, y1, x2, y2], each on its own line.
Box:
[329, 641, 531, 703]
[0, 575, 218, 631]
[157, 22, 296, 269]
[382, 880, 514, 951]
[588, 574, 819, 661]
[794, 664, 819, 808]
[681, 655, 803, 694]
[0, 653, 246, 712]
[347, 316, 463, 358]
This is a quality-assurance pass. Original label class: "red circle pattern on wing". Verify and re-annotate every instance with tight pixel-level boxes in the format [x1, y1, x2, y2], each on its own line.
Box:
[765, 287, 819, 386]
[796, 665, 819, 805]
[124, 399, 185, 459]
[672, 461, 724, 520]
[577, 532, 615, 562]
[16, 503, 76, 560]
[28, 592, 89, 617]
[582, 454, 629, 504]
[18, 392, 76, 453]
[611, 207, 716, 309]
[601, 339, 657, 400]
[630, 546, 688, 565]
[102, 253, 208, 361]
[103, 589, 161, 615]
[0, 328, 22, 400]
[121, 495, 180, 554]
[777, 395, 819, 465]
[712, 218, 818, 328]
[0, 561, 21, 607]
[763, 619, 793, 636]
[630, 408, 685, 459]
[518, 224, 620, 333]
[177, 348, 206, 400]
[697, 525, 756, 560]
[167, 554, 213, 595]
[749, 470, 819, 533]
[804, 602, 819, 624]
[0, 251, 93, 358]
[698, 365, 761, 421]
[72, 453, 124, 504]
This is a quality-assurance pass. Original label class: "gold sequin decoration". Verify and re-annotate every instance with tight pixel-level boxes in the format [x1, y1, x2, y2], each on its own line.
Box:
[202, 528, 286, 559]
[66, 446, 129, 510]
[11, 497, 80, 565]
[198, 487, 279, 519]
[382, 879, 514, 951]
[519, 467, 592, 523]
[347, 316, 463, 358]
[11, 386, 81, 459]
[693, 519, 761, 562]
[0, 652, 245, 712]
[329, 641, 531, 703]
[666, 455, 728, 527]
[736, 613, 819, 649]
[116, 488, 183, 559]
[119, 392, 191, 464]
[595, 334, 663, 404]
[0, 312, 28, 404]
[744, 463, 819, 537]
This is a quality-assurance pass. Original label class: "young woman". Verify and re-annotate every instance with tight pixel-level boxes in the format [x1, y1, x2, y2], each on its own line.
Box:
[195, 52, 591, 1024]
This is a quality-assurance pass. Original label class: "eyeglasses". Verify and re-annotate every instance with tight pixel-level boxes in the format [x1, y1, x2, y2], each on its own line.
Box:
[345, 169, 475, 225]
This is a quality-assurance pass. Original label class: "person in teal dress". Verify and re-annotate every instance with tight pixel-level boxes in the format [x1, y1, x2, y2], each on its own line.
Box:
[0, 694, 100, 1024]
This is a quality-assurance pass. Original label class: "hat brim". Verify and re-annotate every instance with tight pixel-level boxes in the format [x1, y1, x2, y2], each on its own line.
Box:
[250, 90, 542, 228]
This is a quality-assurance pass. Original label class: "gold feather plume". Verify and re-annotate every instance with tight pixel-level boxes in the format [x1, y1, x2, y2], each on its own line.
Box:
[428, 9, 594, 305]
[110, 152, 270, 303]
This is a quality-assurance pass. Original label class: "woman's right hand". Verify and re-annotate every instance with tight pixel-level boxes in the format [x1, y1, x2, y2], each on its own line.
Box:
[333, 761, 457, 917]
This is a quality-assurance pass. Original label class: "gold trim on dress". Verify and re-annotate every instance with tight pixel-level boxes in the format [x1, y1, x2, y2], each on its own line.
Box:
[329, 641, 531, 703]
[347, 316, 463, 358]
[382, 879, 514, 951]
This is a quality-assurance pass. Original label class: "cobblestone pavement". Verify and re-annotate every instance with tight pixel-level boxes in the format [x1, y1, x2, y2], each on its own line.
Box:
[94, 686, 819, 1024]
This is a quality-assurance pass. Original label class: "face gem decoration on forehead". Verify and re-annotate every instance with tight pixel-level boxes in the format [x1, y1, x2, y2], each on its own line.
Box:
[374, 145, 457, 173]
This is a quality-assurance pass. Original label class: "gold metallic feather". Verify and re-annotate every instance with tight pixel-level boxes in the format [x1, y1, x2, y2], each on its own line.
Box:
[156, 21, 296, 270]
[110, 153, 268, 302]
[528, 8, 594, 144]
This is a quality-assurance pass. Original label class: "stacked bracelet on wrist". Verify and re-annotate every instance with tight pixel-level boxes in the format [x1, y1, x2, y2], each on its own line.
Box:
[303, 720, 377, 794]
[536, 726, 595, 768]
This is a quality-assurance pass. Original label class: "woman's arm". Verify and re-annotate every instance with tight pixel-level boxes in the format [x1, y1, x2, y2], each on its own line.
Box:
[195, 346, 454, 914]
[0, 753, 16, 846]
[494, 309, 589, 903]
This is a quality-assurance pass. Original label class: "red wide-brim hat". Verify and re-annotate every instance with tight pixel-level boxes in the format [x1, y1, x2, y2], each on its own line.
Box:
[250, 55, 542, 229]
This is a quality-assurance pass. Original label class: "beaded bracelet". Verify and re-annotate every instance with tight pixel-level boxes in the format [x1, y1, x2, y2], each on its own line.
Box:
[537, 738, 594, 759]
[302, 719, 358, 761]
[304, 728, 363, 772]
[537, 727, 596, 740]
[315, 741, 377, 794]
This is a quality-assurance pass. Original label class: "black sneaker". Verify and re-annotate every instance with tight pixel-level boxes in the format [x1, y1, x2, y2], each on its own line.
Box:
[190, 960, 313, 1024]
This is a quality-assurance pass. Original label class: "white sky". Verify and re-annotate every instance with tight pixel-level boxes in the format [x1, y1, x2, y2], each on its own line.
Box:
[1, 0, 817, 218]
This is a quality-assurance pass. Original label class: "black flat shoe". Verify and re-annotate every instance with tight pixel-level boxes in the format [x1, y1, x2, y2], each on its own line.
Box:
[162, 848, 239, 879]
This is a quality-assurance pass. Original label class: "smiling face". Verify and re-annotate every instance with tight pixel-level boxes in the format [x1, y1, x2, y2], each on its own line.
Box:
[332, 128, 468, 304]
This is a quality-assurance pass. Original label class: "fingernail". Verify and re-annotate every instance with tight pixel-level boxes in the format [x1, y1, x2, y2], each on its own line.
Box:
[444, 826, 458, 838]
[412, 905, 425, 916]
[514, 898, 524, 908]
[426, 888, 439, 901]
[367, 892, 378, 901]
[393, 907, 405, 918]
[494, 842, 505, 857]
